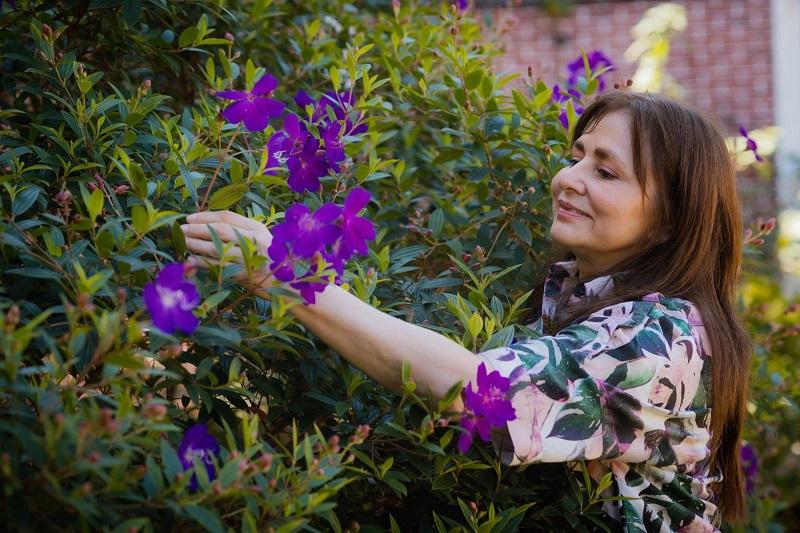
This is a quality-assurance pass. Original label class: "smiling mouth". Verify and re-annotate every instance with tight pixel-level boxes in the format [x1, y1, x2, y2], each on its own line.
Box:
[557, 201, 590, 218]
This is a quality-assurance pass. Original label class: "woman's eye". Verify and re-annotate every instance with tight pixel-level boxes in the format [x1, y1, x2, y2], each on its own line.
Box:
[597, 168, 616, 180]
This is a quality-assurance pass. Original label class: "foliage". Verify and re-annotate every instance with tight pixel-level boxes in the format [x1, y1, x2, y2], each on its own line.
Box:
[0, 1, 796, 531]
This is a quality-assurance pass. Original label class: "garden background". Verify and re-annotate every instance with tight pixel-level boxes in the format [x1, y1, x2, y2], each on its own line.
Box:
[1, 0, 799, 531]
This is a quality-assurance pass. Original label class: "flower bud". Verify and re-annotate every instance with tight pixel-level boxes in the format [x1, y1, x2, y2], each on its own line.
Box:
[762, 217, 776, 233]
[114, 185, 130, 195]
[224, 32, 234, 42]
[436, 417, 449, 427]
[469, 501, 478, 513]
[183, 258, 199, 278]
[527, 66, 533, 78]
[5, 304, 20, 328]
[42, 24, 53, 38]
[450, 25, 459, 35]
[76, 293, 94, 313]
[751, 238, 765, 247]
[56, 52, 64, 61]
[86, 182, 98, 192]
[143, 401, 167, 421]
[55, 189, 73, 206]
[392, 0, 401, 15]
[257, 453, 273, 471]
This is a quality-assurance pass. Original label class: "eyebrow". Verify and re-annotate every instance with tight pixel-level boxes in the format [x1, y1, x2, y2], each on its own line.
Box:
[573, 139, 631, 176]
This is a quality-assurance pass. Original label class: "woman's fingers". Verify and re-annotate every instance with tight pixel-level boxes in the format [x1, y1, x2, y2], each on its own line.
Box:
[186, 210, 266, 233]
[184, 237, 245, 262]
[181, 222, 255, 244]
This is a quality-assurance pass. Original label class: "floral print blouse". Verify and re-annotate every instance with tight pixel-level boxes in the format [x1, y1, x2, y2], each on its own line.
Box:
[477, 260, 721, 532]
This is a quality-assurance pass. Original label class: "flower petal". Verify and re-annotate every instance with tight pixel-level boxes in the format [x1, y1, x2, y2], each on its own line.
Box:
[254, 97, 285, 119]
[252, 73, 278, 95]
[221, 100, 251, 125]
[215, 90, 247, 100]
[343, 187, 370, 215]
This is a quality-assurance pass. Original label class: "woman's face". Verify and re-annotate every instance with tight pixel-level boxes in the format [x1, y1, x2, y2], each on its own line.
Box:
[550, 110, 657, 277]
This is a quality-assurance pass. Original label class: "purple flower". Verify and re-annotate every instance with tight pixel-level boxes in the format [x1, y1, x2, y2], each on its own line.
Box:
[143, 263, 200, 335]
[216, 73, 285, 132]
[567, 50, 615, 91]
[457, 362, 516, 453]
[178, 424, 220, 491]
[739, 126, 764, 162]
[558, 104, 585, 129]
[312, 91, 368, 136]
[287, 136, 329, 193]
[740, 442, 759, 494]
[321, 122, 346, 170]
[456, 0, 469, 13]
[339, 187, 376, 257]
[275, 203, 342, 258]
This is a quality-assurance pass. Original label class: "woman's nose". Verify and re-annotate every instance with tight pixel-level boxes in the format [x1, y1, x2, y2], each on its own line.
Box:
[555, 162, 587, 195]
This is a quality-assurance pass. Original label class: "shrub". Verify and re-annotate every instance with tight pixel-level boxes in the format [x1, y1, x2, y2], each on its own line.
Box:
[1, 1, 795, 531]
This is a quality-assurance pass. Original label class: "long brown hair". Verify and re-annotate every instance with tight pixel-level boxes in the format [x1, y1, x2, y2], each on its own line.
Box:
[529, 91, 751, 522]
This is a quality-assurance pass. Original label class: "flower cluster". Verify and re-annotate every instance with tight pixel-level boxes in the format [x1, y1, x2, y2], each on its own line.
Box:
[178, 424, 220, 491]
[457, 362, 516, 453]
[267, 187, 376, 303]
[739, 126, 764, 162]
[552, 50, 615, 128]
[266, 91, 367, 193]
[143, 263, 200, 335]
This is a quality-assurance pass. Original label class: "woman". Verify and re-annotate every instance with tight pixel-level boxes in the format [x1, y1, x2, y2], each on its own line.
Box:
[181, 91, 751, 530]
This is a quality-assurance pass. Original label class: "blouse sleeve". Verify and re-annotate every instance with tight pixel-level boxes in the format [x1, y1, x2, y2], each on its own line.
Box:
[477, 298, 711, 469]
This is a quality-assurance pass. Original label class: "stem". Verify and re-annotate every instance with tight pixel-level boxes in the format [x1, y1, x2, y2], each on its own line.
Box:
[199, 124, 242, 210]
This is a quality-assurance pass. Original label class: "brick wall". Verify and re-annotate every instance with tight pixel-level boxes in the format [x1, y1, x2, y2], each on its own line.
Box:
[483, 0, 776, 222]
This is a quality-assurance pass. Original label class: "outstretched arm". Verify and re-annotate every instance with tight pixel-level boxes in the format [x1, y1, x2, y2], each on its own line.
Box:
[182, 210, 478, 408]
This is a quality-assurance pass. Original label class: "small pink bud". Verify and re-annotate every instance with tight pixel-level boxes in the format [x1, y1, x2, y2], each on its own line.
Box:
[143, 402, 167, 420]
[5, 304, 20, 328]
[42, 24, 53, 38]
[224, 32, 234, 42]
[86, 182, 98, 192]
[55, 189, 73, 205]
[258, 453, 273, 471]
[114, 185, 130, 194]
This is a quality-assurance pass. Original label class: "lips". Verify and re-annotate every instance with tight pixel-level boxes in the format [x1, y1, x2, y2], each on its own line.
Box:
[558, 200, 590, 218]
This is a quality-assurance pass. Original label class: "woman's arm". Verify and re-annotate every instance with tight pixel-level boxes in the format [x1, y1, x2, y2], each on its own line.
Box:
[181, 210, 478, 408]
[287, 283, 477, 408]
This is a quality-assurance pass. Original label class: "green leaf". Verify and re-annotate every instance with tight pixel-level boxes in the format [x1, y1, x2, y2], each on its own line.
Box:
[229, 158, 243, 184]
[184, 506, 224, 533]
[87, 187, 104, 221]
[465, 69, 483, 90]
[208, 184, 246, 210]
[160, 439, 183, 482]
[429, 208, 444, 239]
[179, 26, 200, 48]
[510, 218, 532, 245]
[131, 205, 149, 233]
[12, 187, 40, 216]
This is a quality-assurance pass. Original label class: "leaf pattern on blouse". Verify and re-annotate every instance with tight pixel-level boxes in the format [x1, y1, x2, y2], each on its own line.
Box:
[477, 260, 721, 532]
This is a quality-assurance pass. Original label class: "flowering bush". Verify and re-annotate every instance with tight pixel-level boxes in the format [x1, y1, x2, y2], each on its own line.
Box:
[0, 0, 795, 531]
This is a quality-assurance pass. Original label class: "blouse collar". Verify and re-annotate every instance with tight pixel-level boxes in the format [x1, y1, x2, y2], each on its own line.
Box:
[541, 259, 617, 322]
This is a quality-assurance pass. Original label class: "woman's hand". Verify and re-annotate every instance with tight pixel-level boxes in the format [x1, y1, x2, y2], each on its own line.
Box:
[181, 210, 276, 294]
